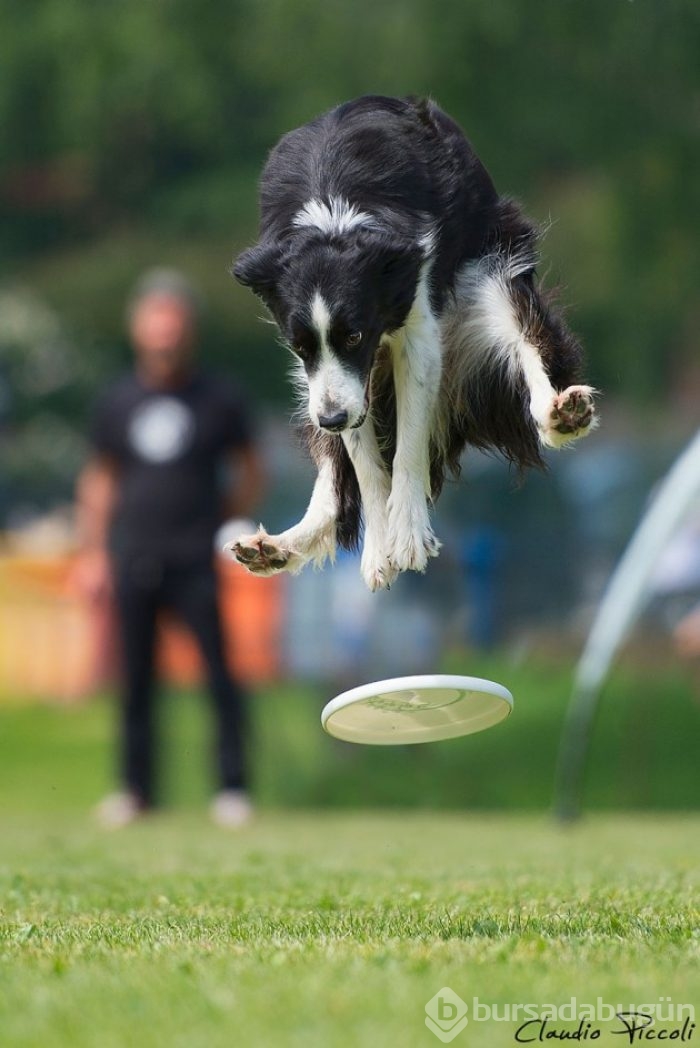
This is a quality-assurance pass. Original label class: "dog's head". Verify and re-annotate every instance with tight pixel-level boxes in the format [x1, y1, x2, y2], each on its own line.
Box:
[234, 233, 423, 432]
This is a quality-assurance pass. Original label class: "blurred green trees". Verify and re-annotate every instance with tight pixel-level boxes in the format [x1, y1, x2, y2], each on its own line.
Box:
[0, 0, 698, 507]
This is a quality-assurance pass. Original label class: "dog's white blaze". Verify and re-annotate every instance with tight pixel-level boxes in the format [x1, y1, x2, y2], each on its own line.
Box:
[310, 291, 332, 352]
[293, 196, 376, 237]
[307, 291, 366, 426]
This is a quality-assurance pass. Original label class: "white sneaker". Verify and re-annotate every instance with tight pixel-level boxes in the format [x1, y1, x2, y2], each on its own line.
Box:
[94, 791, 147, 829]
[210, 790, 254, 829]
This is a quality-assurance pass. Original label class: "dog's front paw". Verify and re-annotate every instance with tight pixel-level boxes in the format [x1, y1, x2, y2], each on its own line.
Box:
[386, 479, 441, 575]
[361, 544, 399, 592]
[227, 529, 295, 576]
[539, 385, 597, 448]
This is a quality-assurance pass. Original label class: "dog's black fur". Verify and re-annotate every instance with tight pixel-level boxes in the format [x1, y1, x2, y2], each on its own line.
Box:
[234, 95, 588, 560]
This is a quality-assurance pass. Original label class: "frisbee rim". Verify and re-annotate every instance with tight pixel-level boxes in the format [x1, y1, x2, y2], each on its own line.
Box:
[321, 673, 513, 744]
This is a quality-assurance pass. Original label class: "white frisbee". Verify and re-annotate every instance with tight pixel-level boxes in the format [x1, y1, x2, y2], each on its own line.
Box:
[321, 674, 513, 745]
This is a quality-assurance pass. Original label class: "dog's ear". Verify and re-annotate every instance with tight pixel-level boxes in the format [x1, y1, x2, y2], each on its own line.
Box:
[232, 241, 284, 312]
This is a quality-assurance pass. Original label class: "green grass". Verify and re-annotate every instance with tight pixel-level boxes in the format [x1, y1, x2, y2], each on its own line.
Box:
[1, 660, 699, 1046]
[1, 813, 698, 1047]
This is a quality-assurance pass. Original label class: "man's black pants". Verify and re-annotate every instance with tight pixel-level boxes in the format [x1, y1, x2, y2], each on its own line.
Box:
[112, 555, 247, 806]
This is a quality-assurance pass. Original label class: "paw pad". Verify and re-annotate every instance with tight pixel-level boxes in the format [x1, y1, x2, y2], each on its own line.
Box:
[550, 386, 596, 437]
[231, 535, 290, 573]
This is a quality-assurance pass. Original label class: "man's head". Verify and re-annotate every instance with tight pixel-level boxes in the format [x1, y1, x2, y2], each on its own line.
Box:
[127, 269, 202, 386]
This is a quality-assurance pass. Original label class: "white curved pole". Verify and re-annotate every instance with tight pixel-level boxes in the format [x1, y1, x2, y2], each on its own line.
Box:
[555, 428, 700, 819]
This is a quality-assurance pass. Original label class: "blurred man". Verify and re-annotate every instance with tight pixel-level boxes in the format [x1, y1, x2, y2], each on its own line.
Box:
[76, 269, 264, 828]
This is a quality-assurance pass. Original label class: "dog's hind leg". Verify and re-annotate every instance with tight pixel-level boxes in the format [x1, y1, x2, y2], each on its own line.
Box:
[454, 252, 597, 451]
[228, 456, 338, 576]
[385, 275, 443, 575]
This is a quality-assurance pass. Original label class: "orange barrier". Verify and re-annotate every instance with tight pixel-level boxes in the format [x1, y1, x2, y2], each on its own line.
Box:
[0, 555, 283, 702]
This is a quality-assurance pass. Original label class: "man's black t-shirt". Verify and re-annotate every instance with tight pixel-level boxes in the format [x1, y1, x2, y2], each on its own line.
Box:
[90, 370, 253, 565]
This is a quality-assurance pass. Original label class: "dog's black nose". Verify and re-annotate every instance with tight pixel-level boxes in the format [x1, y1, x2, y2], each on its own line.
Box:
[318, 410, 348, 432]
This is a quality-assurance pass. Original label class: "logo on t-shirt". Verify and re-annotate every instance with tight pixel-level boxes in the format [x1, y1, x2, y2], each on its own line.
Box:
[128, 397, 195, 463]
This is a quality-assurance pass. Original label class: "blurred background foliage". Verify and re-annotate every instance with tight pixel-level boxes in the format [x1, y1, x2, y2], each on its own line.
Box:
[0, 0, 698, 514]
[1, 1, 699, 810]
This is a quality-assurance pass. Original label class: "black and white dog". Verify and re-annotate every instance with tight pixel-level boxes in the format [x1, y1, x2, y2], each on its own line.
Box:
[229, 95, 596, 590]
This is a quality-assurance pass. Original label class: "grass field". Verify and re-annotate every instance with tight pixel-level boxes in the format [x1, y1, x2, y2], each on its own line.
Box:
[1, 663, 699, 1046]
[1, 812, 698, 1047]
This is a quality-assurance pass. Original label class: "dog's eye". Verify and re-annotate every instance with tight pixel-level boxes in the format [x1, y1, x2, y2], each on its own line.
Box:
[292, 345, 310, 361]
[346, 332, 362, 348]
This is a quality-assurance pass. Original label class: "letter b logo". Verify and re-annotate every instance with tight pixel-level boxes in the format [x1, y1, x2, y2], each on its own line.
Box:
[425, 987, 468, 1042]
[439, 998, 458, 1021]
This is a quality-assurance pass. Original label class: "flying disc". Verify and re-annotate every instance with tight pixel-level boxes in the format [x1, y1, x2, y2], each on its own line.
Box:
[321, 674, 513, 745]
